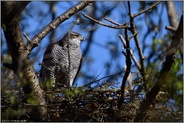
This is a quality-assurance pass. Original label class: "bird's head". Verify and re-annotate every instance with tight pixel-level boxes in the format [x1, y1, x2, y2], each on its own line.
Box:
[65, 31, 84, 46]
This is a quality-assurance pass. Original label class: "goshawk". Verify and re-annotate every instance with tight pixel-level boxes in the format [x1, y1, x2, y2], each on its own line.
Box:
[40, 31, 84, 89]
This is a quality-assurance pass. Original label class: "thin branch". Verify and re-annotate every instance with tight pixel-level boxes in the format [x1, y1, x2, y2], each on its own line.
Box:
[104, 16, 128, 26]
[23, 33, 31, 42]
[90, 66, 106, 84]
[83, 71, 124, 87]
[118, 27, 132, 109]
[70, 17, 80, 31]
[132, 1, 162, 18]
[81, 12, 128, 29]
[67, 18, 81, 87]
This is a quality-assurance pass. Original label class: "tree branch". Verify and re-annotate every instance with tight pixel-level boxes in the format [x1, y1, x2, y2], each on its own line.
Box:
[128, 1, 148, 92]
[118, 28, 132, 109]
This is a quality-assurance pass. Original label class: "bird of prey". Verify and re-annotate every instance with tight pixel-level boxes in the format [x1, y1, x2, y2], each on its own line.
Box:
[40, 31, 84, 89]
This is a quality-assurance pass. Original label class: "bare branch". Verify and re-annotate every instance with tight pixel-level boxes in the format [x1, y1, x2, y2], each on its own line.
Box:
[132, 1, 162, 18]
[104, 16, 128, 26]
[120, 48, 142, 74]
[67, 18, 82, 86]
[81, 12, 128, 29]
[128, 1, 148, 92]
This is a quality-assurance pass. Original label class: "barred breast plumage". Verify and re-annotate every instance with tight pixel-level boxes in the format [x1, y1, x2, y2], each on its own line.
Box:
[40, 31, 84, 89]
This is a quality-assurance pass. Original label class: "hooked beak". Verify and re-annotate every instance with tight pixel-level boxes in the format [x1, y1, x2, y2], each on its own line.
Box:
[81, 36, 85, 41]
